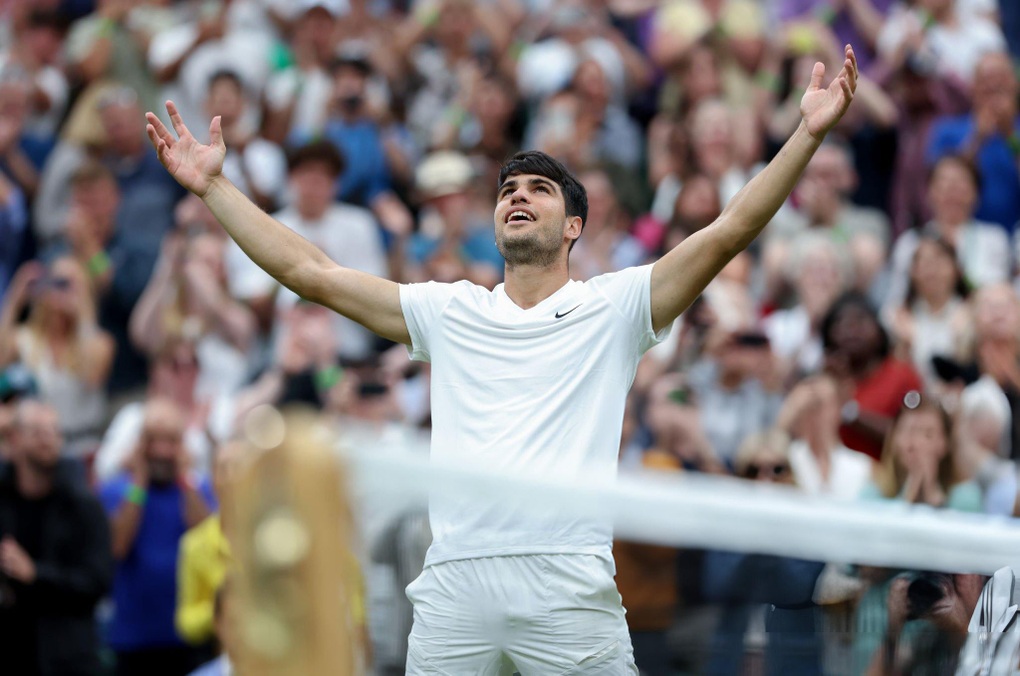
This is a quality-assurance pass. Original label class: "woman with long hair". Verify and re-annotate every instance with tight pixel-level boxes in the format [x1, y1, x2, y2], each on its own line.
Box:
[886, 235, 971, 393]
[0, 256, 115, 457]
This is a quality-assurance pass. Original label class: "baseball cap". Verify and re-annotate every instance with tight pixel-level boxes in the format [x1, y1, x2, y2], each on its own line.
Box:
[415, 151, 475, 199]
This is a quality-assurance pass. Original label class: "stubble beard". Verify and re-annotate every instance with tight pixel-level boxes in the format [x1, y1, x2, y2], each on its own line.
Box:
[496, 225, 562, 269]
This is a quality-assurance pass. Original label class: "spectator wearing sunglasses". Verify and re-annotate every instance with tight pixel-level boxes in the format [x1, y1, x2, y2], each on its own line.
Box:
[702, 430, 826, 676]
[0, 257, 115, 459]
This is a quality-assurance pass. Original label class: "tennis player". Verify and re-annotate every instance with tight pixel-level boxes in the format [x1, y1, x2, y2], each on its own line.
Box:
[146, 45, 857, 675]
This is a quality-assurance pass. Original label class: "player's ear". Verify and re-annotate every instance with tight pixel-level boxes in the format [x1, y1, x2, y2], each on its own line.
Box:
[565, 215, 583, 243]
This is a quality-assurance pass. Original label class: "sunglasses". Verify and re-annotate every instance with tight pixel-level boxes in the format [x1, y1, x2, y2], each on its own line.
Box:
[742, 462, 791, 480]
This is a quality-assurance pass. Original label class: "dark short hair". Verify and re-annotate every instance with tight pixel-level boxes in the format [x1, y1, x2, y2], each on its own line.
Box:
[207, 69, 244, 94]
[820, 291, 890, 358]
[498, 151, 588, 250]
[931, 154, 982, 193]
[286, 141, 346, 177]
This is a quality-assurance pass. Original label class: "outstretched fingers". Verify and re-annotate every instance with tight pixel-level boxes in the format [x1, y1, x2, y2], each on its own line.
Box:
[165, 100, 192, 139]
[146, 112, 174, 148]
[809, 61, 826, 92]
[208, 115, 223, 149]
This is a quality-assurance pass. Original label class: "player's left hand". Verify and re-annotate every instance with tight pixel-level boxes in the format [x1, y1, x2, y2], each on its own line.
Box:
[800, 44, 858, 141]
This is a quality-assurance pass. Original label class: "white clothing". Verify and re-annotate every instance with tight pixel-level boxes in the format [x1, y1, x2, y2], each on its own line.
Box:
[763, 305, 823, 376]
[220, 138, 288, 206]
[93, 403, 211, 482]
[901, 297, 967, 388]
[226, 203, 388, 361]
[400, 265, 667, 567]
[406, 554, 636, 675]
[788, 440, 874, 501]
[263, 66, 333, 139]
[15, 329, 106, 456]
[878, 6, 1006, 84]
[886, 220, 1010, 310]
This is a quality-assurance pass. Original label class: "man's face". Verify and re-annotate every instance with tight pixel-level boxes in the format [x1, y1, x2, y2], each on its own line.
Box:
[71, 176, 120, 228]
[494, 173, 575, 267]
[206, 79, 244, 126]
[798, 146, 853, 218]
[141, 402, 186, 484]
[100, 101, 144, 157]
[11, 402, 62, 472]
[332, 66, 367, 113]
[290, 162, 337, 217]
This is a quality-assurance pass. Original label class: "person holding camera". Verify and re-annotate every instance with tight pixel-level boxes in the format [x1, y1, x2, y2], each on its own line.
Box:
[853, 398, 983, 674]
[0, 257, 115, 460]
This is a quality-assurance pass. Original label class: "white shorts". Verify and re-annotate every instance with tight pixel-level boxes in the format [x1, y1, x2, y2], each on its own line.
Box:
[405, 554, 638, 675]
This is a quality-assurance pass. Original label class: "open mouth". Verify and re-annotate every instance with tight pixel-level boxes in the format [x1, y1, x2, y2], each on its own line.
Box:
[506, 209, 536, 224]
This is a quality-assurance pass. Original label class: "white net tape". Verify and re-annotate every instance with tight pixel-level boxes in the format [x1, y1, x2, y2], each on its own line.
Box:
[343, 434, 1020, 575]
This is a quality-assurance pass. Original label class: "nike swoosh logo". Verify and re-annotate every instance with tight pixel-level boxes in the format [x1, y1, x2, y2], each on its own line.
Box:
[555, 304, 582, 319]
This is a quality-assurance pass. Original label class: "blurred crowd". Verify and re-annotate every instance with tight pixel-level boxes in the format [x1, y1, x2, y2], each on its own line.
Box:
[1, 0, 1019, 674]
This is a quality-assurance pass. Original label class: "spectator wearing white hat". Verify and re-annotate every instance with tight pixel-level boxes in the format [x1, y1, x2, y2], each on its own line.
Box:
[406, 150, 502, 288]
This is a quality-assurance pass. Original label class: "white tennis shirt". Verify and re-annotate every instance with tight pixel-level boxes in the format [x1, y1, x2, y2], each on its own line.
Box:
[400, 264, 668, 566]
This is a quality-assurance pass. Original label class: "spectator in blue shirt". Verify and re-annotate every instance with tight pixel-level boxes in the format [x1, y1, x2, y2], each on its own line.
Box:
[928, 52, 1020, 233]
[100, 396, 214, 676]
[302, 49, 413, 240]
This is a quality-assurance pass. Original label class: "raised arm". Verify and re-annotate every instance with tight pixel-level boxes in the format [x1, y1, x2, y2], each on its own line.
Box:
[650, 46, 858, 333]
[145, 102, 410, 345]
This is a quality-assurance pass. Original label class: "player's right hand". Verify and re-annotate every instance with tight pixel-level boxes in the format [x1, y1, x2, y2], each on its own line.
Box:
[145, 100, 226, 198]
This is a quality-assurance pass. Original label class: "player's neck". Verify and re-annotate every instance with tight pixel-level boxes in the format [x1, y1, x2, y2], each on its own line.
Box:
[503, 261, 570, 310]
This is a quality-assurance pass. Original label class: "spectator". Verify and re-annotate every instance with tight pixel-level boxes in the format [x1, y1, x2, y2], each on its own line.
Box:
[431, 70, 523, 164]
[966, 283, 1020, 461]
[63, 0, 160, 114]
[302, 48, 413, 238]
[0, 156, 28, 296]
[93, 337, 216, 483]
[175, 439, 242, 647]
[0, 399, 113, 676]
[0, 70, 43, 200]
[0, 8, 69, 160]
[854, 399, 982, 673]
[185, 582, 235, 676]
[763, 233, 852, 380]
[100, 396, 215, 676]
[927, 52, 1020, 232]
[702, 430, 826, 676]
[0, 364, 37, 461]
[204, 69, 287, 212]
[405, 150, 502, 287]
[57, 160, 163, 396]
[146, 0, 275, 133]
[568, 166, 646, 281]
[821, 292, 923, 460]
[877, 0, 1006, 86]
[764, 141, 889, 304]
[776, 374, 875, 498]
[227, 141, 389, 363]
[262, 0, 341, 143]
[0, 259, 115, 458]
[771, 0, 893, 73]
[887, 155, 1010, 308]
[130, 230, 257, 405]
[687, 327, 784, 466]
[885, 235, 972, 392]
[527, 57, 643, 170]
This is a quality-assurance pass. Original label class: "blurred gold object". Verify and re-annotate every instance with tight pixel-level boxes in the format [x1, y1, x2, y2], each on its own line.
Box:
[228, 406, 356, 675]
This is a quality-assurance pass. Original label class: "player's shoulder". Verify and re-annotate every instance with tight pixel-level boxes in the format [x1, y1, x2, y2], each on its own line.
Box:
[581, 264, 654, 293]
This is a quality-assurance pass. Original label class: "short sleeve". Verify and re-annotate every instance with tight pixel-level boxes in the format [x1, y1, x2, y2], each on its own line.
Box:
[399, 281, 460, 362]
[587, 264, 671, 354]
